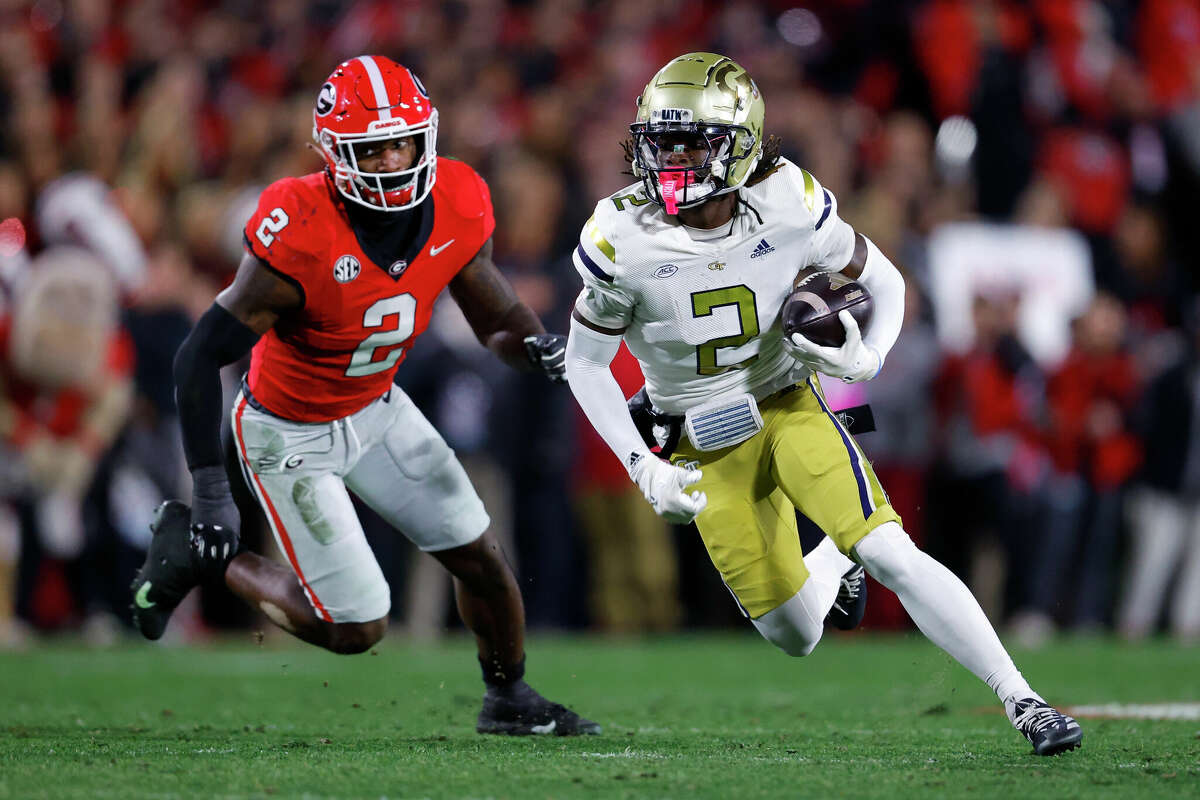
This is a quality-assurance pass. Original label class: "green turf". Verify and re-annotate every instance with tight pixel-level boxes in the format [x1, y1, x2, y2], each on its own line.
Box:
[1, 632, 1197, 799]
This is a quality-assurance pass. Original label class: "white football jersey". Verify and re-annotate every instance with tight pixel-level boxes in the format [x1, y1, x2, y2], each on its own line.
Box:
[572, 158, 855, 413]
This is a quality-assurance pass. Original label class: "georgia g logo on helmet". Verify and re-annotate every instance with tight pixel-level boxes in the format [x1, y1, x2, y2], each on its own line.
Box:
[629, 52, 765, 215]
[311, 56, 440, 212]
[315, 82, 336, 116]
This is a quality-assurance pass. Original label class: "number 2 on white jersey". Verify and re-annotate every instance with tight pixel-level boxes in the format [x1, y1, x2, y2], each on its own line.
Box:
[345, 294, 417, 377]
[256, 207, 290, 247]
[691, 285, 760, 376]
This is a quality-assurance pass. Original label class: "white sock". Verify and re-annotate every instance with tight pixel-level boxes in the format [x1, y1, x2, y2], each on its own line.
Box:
[854, 522, 1036, 705]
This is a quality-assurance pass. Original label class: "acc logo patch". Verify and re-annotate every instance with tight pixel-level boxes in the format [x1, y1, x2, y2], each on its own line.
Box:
[388, 259, 408, 276]
[333, 254, 360, 283]
[654, 264, 679, 279]
[707, 260, 726, 271]
[316, 82, 337, 116]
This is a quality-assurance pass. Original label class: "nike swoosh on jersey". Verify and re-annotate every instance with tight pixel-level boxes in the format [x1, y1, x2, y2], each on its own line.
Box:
[430, 239, 456, 255]
[135, 582, 157, 609]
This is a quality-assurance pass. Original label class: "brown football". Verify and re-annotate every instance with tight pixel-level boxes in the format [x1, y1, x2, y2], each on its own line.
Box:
[781, 269, 873, 348]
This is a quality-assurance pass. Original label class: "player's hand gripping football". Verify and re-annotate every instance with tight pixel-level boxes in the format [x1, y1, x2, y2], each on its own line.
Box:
[524, 334, 567, 384]
[627, 453, 707, 524]
[189, 465, 240, 577]
[783, 310, 881, 384]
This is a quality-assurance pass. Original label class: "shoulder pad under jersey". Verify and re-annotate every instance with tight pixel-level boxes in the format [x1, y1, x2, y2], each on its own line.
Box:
[244, 175, 333, 271]
[575, 182, 649, 284]
[773, 158, 835, 232]
[432, 157, 496, 244]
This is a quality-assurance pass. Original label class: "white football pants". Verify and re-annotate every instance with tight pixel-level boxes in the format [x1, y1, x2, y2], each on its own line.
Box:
[231, 387, 489, 624]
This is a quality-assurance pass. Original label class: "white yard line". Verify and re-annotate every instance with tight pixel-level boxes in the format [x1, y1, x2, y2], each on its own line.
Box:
[1065, 702, 1200, 720]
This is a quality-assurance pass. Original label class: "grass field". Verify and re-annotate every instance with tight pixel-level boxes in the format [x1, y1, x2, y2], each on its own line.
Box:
[2, 632, 1198, 799]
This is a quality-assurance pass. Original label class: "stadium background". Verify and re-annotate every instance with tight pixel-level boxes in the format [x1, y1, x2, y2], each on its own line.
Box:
[1, 0, 1199, 652]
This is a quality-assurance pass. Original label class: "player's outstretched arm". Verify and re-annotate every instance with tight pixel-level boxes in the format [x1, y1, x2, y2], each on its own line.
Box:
[565, 311, 706, 524]
[448, 237, 565, 382]
[173, 252, 301, 568]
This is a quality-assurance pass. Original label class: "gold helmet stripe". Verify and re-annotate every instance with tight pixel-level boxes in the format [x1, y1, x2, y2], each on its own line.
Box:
[583, 216, 616, 263]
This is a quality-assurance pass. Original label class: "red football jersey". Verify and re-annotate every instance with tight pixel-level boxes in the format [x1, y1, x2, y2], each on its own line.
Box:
[242, 157, 495, 421]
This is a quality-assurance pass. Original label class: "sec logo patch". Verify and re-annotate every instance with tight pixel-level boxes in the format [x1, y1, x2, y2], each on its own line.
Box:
[333, 255, 360, 283]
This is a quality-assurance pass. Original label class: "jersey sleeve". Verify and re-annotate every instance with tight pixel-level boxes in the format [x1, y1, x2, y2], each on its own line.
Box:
[571, 206, 635, 330]
[437, 157, 496, 258]
[242, 178, 320, 299]
[786, 166, 856, 271]
[466, 166, 497, 249]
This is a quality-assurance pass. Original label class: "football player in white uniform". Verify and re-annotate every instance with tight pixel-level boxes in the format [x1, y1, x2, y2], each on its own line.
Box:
[564, 52, 1082, 756]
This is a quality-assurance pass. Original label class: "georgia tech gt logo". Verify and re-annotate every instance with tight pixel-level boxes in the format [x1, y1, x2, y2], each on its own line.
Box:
[334, 255, 361, 283]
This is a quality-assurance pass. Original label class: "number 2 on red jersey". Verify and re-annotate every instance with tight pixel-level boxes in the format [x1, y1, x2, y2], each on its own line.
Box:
[345, 294, 416, 377]
[256, 208, 290, 247]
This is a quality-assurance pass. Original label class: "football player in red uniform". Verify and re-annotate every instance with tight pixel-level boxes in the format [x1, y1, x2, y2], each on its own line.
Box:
[131, 56, 597, 736]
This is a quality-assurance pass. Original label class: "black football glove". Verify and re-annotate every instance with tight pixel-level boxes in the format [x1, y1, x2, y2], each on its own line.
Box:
[523, 333, 567, 384]
[627, 386, 683, 457]
[189, 465, 240, 577]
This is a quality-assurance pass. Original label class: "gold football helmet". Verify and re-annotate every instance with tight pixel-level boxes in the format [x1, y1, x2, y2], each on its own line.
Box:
[631, 52, 764, 214]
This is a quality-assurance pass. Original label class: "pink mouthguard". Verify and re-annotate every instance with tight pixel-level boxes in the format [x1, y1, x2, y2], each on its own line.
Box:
[658, 170, 697, 215]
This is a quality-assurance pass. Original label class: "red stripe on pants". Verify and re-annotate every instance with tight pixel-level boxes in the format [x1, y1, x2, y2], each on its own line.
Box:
[233, 395, 333, 622]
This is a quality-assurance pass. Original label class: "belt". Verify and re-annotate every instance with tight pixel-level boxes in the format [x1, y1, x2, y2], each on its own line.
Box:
[760, 382, 804, 404]
[628, 382, 875, 458]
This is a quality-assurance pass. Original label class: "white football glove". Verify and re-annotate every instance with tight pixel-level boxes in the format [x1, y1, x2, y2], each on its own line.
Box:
[627, 453, 707, 524]
[784, 310, 882, 384]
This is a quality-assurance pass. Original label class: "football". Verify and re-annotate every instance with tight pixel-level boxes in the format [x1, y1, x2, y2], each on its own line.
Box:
[781, 268, 874, 348]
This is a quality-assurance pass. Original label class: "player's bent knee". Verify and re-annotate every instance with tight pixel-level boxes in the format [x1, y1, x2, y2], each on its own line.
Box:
[765, 628, 821, 657]
[752, 601, 823, 657]
[327, 617, 388, 655]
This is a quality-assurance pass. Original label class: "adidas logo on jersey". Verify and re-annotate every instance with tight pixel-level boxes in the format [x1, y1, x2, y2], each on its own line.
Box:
[750, 238, 775, 259]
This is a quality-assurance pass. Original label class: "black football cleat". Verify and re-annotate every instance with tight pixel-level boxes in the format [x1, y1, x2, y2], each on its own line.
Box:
[477, 680, 601, 736]
[1006, 697, 1083, 756]
[826, 564, 868, 630]
[130, 500, 203, 640]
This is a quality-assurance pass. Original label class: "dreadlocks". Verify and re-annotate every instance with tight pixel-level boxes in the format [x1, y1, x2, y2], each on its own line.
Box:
[619, 135, 783, 185]
[746, 135, 782, 185]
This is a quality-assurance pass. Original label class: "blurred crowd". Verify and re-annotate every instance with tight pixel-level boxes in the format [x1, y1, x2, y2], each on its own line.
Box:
[1, 0, 1198, 648]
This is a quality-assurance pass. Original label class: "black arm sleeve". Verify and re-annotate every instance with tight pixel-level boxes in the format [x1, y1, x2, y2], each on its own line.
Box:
[173, 302, 262, 470]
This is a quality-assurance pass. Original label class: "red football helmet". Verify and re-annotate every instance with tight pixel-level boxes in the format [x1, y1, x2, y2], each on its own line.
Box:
[312, 56, 438, 211]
